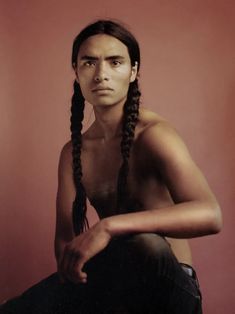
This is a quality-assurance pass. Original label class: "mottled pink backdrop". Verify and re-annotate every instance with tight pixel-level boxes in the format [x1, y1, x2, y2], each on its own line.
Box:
[0, 0, 234, 312]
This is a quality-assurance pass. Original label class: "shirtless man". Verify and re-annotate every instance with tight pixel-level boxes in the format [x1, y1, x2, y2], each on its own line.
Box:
[1, 20, 222, 314]
[55, 19, 222, 313]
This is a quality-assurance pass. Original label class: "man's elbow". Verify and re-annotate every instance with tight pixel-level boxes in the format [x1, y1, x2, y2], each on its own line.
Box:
[207, 202, 223, 235]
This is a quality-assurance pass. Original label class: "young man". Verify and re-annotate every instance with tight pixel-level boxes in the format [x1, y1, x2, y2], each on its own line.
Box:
[1, 20, 222, 314]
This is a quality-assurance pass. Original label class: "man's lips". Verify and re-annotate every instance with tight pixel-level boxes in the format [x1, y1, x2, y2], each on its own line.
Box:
[92, 87, 113, 92]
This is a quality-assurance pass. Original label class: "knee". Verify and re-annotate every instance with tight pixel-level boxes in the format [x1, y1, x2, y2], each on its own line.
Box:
[125, 233, 174, 261]
[121, 233, 182, 284]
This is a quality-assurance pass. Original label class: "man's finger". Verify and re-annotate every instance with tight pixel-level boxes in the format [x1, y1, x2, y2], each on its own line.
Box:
[75, 259, 88, 283]
[67, 254, 79, 283]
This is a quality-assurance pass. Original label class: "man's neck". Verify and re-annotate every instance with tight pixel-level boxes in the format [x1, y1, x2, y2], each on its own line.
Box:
[92, 100, 125, 141]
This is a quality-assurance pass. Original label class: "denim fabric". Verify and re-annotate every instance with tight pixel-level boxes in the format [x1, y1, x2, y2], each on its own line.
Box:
[0, 233, 202, 314]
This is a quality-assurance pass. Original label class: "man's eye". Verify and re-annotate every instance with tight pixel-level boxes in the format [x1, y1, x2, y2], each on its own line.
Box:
[84, 61, 96, 66]
[112, 60, 121, 66]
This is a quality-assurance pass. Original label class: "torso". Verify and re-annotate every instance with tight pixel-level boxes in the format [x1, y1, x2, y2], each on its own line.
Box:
[80, 108, 192, 265]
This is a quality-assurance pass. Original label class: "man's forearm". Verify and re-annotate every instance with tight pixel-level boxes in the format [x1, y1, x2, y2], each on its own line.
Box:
[102, 200, 222, 239]
[54, 238, 67, 265]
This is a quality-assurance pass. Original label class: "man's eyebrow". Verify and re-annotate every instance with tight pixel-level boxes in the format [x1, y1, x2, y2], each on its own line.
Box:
[80, 55, 98, 60]
[105, 55, 125, 60]
[79, 55, 126, 61]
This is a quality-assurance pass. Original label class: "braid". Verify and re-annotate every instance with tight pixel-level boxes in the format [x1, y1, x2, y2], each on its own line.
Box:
[71, 19, 141, 223]
[70, 80, 89, 235]
[116, 80, 141, 211]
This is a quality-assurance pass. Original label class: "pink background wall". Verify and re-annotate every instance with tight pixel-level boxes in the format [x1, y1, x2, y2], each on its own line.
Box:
[0, 0, 234, 312]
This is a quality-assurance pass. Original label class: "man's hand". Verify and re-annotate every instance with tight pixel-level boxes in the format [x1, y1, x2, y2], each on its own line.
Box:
[58, 220, 111, 284]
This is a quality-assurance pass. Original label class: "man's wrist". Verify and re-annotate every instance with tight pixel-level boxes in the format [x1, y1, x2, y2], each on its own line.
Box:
[100, 217, 116, 237]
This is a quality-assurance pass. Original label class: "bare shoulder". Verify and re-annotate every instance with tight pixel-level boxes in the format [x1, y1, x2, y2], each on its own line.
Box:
[135, 109, 220, 209]
[61, 141, 72, 158]
[58, 141, 73, 174]
[136, 108, 188, 161]
[61, 140, 72, 156]
[137, 107, 166, 130]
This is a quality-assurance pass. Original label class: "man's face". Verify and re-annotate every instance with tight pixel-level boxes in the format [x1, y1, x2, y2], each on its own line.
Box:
[74, 34, 137, 108]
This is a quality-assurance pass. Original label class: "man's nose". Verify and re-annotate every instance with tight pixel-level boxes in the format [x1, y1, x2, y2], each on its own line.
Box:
[94, 62, 110, 82]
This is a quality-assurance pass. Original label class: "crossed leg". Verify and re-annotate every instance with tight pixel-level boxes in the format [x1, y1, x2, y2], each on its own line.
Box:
[0, 233, 202, 314]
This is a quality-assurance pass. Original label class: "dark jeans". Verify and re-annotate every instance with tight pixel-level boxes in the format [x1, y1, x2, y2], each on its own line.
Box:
[0, 233, 202, 313]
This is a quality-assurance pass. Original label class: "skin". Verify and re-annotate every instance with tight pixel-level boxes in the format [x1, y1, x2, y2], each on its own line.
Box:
[55, 34, 222, 284]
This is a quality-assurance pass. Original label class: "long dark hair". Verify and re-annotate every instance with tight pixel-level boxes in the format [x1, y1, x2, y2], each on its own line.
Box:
[71, 20, 141, 235]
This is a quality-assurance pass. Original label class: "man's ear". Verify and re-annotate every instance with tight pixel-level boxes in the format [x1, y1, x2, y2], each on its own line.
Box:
[72, 63, 79, 83]
[130, 62, 138, 83]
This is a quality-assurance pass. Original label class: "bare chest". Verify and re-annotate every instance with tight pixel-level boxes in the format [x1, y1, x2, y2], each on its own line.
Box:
[80, 138, 171, 217]
[81, 141, 120, 213]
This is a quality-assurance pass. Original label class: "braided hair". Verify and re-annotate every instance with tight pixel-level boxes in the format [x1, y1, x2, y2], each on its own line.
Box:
[71, 20, 141, 235]
[70, 81, 89, 235]
[117, 80, 141, 211]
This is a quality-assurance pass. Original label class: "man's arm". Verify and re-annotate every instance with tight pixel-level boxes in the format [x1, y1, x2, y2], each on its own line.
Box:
[56, 122, 222, 283]
[102, 121, 222, 238]
[54, 142, 75, 264]
[55, 141, 112, 284]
